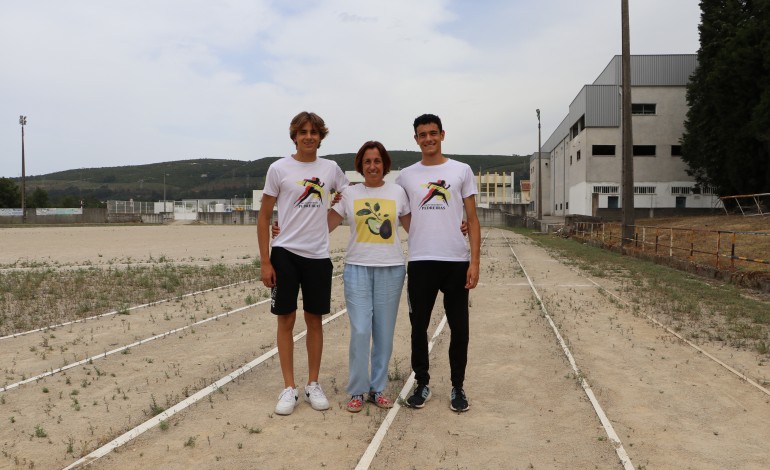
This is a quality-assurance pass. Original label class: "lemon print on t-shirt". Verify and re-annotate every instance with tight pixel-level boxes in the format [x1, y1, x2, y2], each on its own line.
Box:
[354, 198, 396, 244]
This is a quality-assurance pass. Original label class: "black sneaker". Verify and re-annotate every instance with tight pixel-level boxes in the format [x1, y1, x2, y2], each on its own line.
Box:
[406, 384, 431, 408]
[450, 387, 470, 412]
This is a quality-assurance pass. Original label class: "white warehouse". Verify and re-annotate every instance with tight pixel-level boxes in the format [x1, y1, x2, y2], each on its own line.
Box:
[533, 54, 721, 219]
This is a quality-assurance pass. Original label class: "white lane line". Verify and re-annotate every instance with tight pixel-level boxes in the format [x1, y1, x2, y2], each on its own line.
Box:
[482, 229, 491, 246]
[526, 283, 595, 287]
[62, 307, 349, 470]
[3, 274, 345, 393]
[356, 315, 448, 470]
[1, 299, 268, 393]
[582, 276, 770, 398]
[355, 230, 487, 468]
[503, 231, 635, 470]
[0, 261, 254, 274]
[0, 278, 257, 341]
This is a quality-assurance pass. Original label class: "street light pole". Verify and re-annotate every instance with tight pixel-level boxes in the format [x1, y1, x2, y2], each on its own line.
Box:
[536, 109, 542, 220]
[19, 116, 27, 223]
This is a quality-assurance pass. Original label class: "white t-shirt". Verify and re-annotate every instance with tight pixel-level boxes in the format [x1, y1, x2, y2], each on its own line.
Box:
[332, 182, 410, 266]
[395, 159, 477, 262]
[263, 155, 349, 259]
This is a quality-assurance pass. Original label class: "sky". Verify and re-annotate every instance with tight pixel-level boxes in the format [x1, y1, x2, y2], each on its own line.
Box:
[0, 0, 702, 178]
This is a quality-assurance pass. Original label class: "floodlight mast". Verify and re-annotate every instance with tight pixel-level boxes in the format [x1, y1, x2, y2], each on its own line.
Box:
[20, 115, 27, 223]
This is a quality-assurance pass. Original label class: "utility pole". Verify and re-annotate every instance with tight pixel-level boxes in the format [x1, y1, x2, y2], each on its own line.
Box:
[19, 116, 27, 223]
[536, 109, 542, 220]
[163, 173, 168, 213]
[621, 0, 635, 246]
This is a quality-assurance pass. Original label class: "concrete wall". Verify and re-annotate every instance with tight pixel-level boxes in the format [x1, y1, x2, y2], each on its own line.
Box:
[108, 213, 142, 223]
[140, 214, 166, 224]
[197, 210, 257, 225]
[477, 208, 507, 226]
[0, 208, 108, 224]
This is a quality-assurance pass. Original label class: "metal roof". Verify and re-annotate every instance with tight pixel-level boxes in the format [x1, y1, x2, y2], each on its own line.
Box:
[542, 54, 697, 153]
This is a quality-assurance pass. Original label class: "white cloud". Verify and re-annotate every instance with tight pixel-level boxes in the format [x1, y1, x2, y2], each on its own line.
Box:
[0, 0, 700, 177]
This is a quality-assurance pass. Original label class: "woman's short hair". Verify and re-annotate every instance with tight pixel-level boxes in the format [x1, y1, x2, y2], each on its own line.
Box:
[354, 141, 392, 176]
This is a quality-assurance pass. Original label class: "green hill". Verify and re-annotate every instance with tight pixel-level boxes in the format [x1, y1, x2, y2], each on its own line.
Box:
[18, 153, 530, 206]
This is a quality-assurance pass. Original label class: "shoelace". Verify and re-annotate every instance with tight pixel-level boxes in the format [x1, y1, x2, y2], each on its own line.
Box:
[308, 384, 324, 398]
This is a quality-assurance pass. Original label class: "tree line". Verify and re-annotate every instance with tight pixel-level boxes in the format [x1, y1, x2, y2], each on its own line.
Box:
[1, 153, 529, 209]
[682, 0, 770, 196]
[0, 178, 96, 209]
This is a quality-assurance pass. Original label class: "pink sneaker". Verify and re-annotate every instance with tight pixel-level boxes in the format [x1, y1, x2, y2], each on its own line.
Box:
[346, 395, 364, 413]
[367, 391, 394, 409]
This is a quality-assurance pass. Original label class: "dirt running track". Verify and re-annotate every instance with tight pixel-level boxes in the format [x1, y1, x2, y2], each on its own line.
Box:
[0, 225, 769, 469]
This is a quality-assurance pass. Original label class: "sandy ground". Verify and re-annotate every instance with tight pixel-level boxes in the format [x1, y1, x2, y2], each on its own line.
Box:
[0, 224, 769, 469]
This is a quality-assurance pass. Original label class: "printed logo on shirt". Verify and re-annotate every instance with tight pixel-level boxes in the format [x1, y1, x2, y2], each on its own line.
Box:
[418, 179, 451, 210]
[294, 176, 326, 208]
[354, 199, 396, 244]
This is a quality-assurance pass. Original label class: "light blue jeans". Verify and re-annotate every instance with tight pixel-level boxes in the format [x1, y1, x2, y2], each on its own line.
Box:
[343, 263, 406, 396]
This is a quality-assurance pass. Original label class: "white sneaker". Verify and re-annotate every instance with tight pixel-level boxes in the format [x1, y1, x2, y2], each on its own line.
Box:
[275, 386, 299, 415]
[304, 382, 330, 411]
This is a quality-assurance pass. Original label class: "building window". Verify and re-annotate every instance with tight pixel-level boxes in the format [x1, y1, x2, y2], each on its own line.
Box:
[634, 186, 656, 194]
[671, 145, 682, 156]
[570, 115, 585, 139]
[632, 103, 656, 115]
[593, 185, 619, 194]
[633, 145, 656, 156]
[592, 145, 616, 156]
[608, 196, 619, 208]
[566, 202, 569, 210]
[570, 155, 573, 165]
[576, 150, 581, 161]
[672, 186, 717, 196]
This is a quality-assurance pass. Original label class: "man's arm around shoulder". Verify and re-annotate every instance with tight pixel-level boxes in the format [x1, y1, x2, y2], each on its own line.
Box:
[257, 195, 277, 288]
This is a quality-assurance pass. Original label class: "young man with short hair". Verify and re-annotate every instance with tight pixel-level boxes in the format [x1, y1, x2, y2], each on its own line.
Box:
[395, 113, 481, 412]
[257, 111, 349, 415]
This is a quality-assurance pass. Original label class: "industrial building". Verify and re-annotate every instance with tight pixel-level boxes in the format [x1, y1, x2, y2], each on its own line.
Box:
[531, 54, 721, 218]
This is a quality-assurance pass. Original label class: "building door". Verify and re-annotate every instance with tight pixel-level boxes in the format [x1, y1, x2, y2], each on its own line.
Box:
[592, 193, 599, 217]
[676, 196, 686, 208]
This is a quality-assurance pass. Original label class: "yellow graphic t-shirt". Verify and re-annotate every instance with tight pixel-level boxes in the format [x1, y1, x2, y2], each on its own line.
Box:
[354, 198, 397, 244]
[331, 182, 410, 266]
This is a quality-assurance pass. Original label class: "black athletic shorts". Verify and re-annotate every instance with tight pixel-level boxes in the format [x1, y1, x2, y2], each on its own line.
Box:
[269, 246, 333, 315]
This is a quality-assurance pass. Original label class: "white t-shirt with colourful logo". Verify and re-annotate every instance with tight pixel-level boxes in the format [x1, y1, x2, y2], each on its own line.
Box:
[395, 159, 477, 262]
[331, 182, 410, 266]
[263, 155, 349, 259]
